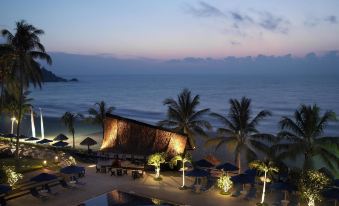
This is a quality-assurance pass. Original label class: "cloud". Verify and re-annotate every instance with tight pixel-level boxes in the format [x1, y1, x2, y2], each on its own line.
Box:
[324, 15, 338, 24]
[256, 11, 290, 33]
[186, 1, 225, 18]
[186, 2, 290, 34]
[304, 15, 338, 27]
[230, 41, 241, 46]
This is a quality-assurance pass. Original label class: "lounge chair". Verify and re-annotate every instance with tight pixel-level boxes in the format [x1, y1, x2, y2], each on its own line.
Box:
[30, 188, 48, 200]
[244, 186, 257, 200]
[0, 196, 6, 206]
[288, 193, 300, 206]
[271, 191, 284, 206]
[231, 184, 242, 197]
[59, 180, 71, 188]
[201, 177, 216, 192]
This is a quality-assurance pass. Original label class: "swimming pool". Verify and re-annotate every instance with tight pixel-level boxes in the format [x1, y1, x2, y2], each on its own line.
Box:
[79, 189, 184, 206]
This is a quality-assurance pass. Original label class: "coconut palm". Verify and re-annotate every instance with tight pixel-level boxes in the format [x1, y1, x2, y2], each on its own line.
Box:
[61, 112, 82, 149]
[88, 101, 115, 139]
[205, 97, 272, 173]
[275, 104, 339, 170]
[0, 45, 17, 116]
[249, 160, 279, 205]
[1, 20, 52, 157]
[170, 152, 192, 189]
[158, 89, 211, 148]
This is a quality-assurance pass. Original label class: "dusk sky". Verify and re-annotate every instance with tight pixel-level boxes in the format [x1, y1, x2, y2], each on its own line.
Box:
[1, 0, 339, 59]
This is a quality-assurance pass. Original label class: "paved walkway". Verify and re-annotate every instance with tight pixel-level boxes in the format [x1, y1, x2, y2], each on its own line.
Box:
[7, 163, 260, 206]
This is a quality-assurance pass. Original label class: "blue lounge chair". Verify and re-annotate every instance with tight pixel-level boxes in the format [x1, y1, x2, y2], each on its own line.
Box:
[244, 186, 257, 200]
[231, 184, 242, 197]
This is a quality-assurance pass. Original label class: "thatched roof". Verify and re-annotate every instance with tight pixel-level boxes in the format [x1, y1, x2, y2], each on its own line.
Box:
[80, 137, 97, 146]
[100, 113, 192, 157]
[54, 133, 68, 141]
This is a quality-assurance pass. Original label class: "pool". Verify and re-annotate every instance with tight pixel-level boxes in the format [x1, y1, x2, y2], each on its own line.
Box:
[79, 189, 184, 206]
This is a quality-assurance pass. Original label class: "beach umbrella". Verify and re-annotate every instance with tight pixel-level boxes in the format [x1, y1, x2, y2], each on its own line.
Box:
[244, 169, 258, 176]
[52, 141, 69, 147]
[60, 165, 85, 174]
[4, 134, 16, 138]
[323, 188, 339, 206]
[194, 159, 214, 168]
[18, 135, 28, 139]
[54, 133, 68, 141]
[0, 184, 11, 194]
[216, 162, 238, 172]
[36, 138, 53, 144]
[271, 182, 297, 200]
[231, 174, 255, 184]
[333, 179, 339, 187]
[30, 173, 57, 182]
[25, 136, 39, 141]
[186, 168, 210, 177]
[80, 137, 97, 152]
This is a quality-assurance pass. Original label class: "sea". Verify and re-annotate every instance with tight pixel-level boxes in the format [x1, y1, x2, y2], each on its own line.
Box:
[29, 74, 339, 135]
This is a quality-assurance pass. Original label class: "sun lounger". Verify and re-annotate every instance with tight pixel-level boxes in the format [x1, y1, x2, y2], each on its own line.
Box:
[271, 191, 284, 206]
[244, 186, 257, 200]
[201, 177, 216, 192]
[231, 184, 242, 197]
[287, 194, 300, 206]
[30, 188, 48, 200]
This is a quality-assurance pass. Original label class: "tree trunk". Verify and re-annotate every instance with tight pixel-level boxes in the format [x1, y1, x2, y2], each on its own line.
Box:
[182, 162, 185, 187]
[102, 123, 105, 139]
[237, 152, 241, 174]
[261, 171, 267, 203]
[0, 77, 4, 114]
[15, 68, 23, 159]
[72, 132, 75, 149]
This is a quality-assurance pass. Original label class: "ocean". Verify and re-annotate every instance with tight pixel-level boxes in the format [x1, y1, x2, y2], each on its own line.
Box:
[29, 74, 339, 134]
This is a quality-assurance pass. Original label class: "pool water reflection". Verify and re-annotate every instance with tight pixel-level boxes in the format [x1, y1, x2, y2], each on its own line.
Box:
[79, 190, 183, 206]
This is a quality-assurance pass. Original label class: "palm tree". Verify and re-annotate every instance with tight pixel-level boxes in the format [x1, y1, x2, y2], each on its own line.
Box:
[170, 152, 192, 189]
[0, 44, 16, 115]
[249, 160, 279, 205]
[205, 97, 272, 173]
[61, 112, 82, 149]
[1, 20, 52, 157]
[88, 101, 115, 139]
[275, 104, 339, 170]
[158, 89, 211, 148]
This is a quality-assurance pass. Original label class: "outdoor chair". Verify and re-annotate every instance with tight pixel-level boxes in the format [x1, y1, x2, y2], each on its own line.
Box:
[30, 188, 48, 200]
[244, 186, 257, 201]
[95, 165, 100, 173]
[111, 170, 116, 176]
[287, 194, 300, 206]
[271, 191, 284, 206]
[117, 168, 123, 176]
[59, 180, 71, 188]
[231, 184, 242, 197]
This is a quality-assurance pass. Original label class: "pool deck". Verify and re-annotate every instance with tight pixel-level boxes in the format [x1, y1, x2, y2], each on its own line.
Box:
[6, 163, 260, 206]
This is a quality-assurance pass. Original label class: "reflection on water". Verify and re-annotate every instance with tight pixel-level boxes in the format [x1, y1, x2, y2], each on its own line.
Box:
[80, 189, 182, 206]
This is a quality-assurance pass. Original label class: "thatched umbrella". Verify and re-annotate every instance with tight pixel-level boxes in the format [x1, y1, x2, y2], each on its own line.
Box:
[80, 137, 97, 152]
[54, 133, 68, 141]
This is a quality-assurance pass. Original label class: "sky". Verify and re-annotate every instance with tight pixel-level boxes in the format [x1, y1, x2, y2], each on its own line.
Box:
[1, 0, 339, 75]
[1, 0, 339, 59]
